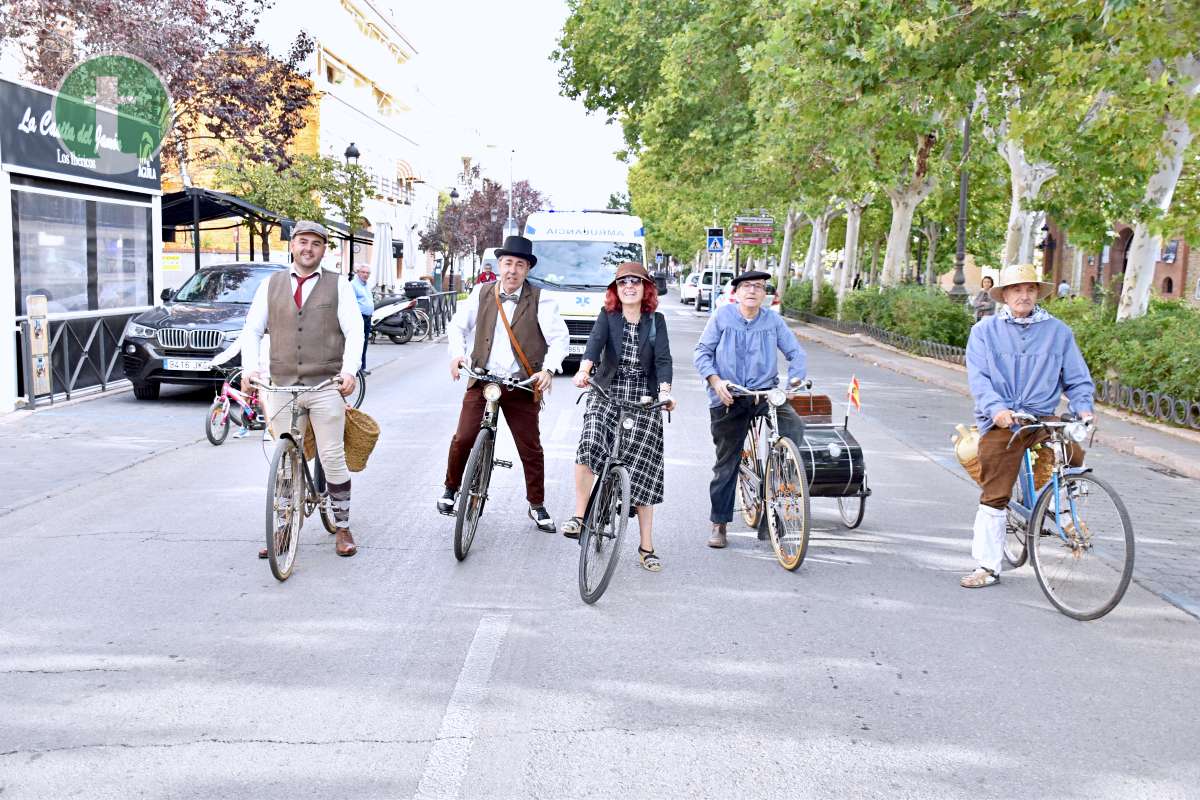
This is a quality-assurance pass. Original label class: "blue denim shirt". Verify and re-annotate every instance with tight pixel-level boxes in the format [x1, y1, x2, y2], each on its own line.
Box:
[351, 276, 373, 315]
[693, 304, 807, 408]
[966, 310, 1094, 433]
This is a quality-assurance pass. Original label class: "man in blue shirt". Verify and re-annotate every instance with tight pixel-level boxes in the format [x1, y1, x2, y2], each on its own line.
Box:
[962, 263, 1095, 588]
[350, 264, 374, 374]
[694, 270, 808, 549]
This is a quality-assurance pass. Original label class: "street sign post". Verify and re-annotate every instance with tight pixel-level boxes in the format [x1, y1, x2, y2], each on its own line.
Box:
[732, 214, 775, 247]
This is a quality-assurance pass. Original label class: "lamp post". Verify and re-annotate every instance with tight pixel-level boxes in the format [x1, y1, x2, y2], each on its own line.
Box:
[949, 104, 972, 303]
[344, 142, 360, 274]
[444, 187, 460, 292]
[505, 148, 518, 238]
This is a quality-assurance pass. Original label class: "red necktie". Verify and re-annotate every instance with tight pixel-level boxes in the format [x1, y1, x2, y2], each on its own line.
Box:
[293, 273, 317, 309]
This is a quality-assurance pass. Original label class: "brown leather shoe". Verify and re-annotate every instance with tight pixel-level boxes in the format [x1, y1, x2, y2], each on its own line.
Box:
[335, 528, 357, 557]
[708, 523, 727, 549]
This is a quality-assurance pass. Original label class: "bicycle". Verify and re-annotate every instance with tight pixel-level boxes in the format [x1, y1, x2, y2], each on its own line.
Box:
[350, 368, 366, 410]
[999, 412, 1134, 620]
[729, 380, 813, 571]
[254, 377, 340, 581]
[205, 367, 265, 445]
[451, 366, 535, 561]
[574, 381, 671, 605]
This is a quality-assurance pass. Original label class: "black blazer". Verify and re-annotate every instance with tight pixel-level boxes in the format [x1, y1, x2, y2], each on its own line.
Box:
[582, 309, 673, 390]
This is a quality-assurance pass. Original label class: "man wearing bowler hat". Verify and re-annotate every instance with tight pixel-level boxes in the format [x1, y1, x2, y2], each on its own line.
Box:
[694, 270, 808, 549]
[242, 220, 364, 559]
[439, 235, 570, 532]
[961, 263, 1095, 588]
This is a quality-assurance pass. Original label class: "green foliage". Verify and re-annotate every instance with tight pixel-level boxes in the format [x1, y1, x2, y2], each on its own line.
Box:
[841, 286, 974, 347]
[1043, 297, 1200, 400]
[782, 280, 837, 317]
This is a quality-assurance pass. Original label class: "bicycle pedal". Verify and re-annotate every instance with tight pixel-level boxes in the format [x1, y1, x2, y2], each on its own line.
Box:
[493, 459, 513, 469]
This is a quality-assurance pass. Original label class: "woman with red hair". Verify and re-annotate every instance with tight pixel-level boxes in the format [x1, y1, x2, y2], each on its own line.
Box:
[564, 262, 675, 572]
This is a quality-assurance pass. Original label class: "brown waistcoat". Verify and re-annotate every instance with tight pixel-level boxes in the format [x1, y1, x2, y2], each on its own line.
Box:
[267, 269, 345, 386]
[470, 282, 548, 384]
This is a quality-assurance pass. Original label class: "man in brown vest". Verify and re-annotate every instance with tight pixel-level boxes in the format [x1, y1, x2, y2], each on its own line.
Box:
[241, 220, 364, 557]
[439, 235, 570, 532]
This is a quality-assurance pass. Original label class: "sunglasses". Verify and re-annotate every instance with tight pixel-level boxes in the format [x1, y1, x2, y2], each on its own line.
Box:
[616, 276, 645, 287]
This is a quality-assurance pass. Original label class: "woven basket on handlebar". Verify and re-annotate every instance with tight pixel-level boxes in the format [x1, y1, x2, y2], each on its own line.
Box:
[301, 407, 380, 473]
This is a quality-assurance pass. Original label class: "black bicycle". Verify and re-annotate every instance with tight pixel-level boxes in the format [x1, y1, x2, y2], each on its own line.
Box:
[451, 366, 535, 561]
[575, 382, 671, 604]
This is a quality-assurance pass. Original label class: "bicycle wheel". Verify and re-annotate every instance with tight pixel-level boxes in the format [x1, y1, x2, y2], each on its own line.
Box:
[1028, 472, 1135, 620]
[454, 429, 494, 561]
[205, 400, 230, 446]
[351, 370, 366, 409]
[737, 424, 763, 528]
[765, 437, 811, 571]
[578, 466, 630, 604]
[265, 438, 304, 581]
[1004, 476, 1029, 569]
[412, 309, 431, 340]
[314, 459, 338, 534]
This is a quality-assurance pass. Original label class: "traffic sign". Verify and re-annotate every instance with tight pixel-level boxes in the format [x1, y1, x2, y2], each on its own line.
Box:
[655, 250, 663, 266]
[735, 215, 775, 225]
[706, 227, 724, 253]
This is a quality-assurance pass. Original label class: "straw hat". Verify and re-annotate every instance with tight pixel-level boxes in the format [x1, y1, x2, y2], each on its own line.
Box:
[989, 263, 1054, 303]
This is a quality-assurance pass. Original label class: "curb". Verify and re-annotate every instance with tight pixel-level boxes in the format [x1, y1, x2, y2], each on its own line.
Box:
[789, 322, 1200, 482]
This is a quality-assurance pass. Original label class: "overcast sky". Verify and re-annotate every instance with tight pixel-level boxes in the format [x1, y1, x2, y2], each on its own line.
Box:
[396, 1, 630, 210]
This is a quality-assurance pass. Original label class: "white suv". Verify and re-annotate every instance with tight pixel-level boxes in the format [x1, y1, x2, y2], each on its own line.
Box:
[680, 272, 702, 304]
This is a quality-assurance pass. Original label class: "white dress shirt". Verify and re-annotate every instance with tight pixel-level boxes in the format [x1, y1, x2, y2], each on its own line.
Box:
[447, 282, 569, 376]
[241, 267, 364, 378]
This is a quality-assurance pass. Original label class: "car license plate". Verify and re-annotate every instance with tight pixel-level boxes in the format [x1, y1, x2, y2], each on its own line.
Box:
[568, 343, 586, 355]
[163, 358, 212, 371]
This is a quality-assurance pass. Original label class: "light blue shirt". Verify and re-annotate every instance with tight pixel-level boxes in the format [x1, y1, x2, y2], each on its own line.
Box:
[693, 303, 807, 408]
[966, 310, 1094, 433]
[351, 276, 373, 315]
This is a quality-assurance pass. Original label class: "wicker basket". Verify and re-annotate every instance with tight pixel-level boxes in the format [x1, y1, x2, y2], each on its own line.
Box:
[952, 424, 983, 485]
[301, 407, 380, 473]
[1031, 445, 1055, 489]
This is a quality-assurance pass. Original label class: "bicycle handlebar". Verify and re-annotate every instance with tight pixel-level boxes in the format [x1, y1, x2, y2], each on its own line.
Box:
[460, 365, 536, 392]
[727, 378, 813, 397]
[583, 381, 673, 413]
[1007, 412, 1094, 448]
[252, 377, 337, 394]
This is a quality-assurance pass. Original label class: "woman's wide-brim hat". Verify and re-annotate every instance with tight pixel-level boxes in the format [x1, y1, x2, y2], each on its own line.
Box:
[989, 263, 1054, 303]
[609, 261, 652, 288]
[494, 235, 537, 268]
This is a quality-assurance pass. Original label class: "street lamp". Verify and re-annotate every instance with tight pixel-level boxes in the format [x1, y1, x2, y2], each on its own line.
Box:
[344, 142, 360, 273]
[445, 187, 460, 292]
[949, 103, 972, 303]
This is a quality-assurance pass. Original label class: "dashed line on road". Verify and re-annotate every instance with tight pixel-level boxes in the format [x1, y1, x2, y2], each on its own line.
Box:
[412, 612, 512, 800]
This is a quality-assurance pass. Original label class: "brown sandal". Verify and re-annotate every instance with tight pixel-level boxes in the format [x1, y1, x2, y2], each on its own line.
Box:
[960, 567, 999, 588]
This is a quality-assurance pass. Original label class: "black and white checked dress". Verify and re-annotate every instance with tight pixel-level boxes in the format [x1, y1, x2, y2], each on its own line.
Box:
[576, 321, 665, 506]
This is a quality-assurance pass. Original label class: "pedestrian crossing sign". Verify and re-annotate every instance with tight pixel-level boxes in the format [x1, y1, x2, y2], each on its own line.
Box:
[707, 235, 724, 253]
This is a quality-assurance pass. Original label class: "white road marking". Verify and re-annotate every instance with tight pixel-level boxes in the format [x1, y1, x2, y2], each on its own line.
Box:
[412, 612, 512, 800]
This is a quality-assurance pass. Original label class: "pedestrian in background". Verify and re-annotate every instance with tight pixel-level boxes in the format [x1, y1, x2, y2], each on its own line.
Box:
[564, 262, 675, 572]
[1057, 278, 1071, 299]
[351, 264, 374, 374]
[973, 276, 996, 321]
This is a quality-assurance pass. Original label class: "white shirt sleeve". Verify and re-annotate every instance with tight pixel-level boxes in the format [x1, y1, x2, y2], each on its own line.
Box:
[447, 285, 479, 363]
[240, 279, 271, 375]
[538, 294, 569, 374]
[335, 274, 365, 376]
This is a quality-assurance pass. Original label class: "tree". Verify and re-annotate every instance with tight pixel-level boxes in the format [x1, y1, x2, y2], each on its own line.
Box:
[606, 191, 631, 212]
[0, 0, 317, 184]
[214, 148, 335, 260]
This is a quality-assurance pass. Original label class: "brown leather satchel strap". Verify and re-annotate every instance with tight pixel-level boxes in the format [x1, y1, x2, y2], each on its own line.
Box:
[494, 283, 536, 379]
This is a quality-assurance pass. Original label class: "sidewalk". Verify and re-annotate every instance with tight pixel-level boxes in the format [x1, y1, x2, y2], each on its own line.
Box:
[787, 319, 1200, 481]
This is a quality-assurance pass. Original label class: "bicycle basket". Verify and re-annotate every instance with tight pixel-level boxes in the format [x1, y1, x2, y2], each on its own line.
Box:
[301, 407, 380, 472]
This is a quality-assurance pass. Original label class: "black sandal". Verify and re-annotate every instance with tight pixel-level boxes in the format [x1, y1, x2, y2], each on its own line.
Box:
[638, 546, 662, 572]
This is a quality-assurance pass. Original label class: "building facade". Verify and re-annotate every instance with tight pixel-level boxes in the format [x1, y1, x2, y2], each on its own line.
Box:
[1043, 221, 1197, 306]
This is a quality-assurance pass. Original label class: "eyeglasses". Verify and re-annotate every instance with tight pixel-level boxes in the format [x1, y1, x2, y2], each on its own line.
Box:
[616, 276, 644, 287]
[739, 282, 767, 292]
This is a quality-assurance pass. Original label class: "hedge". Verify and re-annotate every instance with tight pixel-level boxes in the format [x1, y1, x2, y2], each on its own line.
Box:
[781, 280, 837, 318]
[840, 286, 975, 348]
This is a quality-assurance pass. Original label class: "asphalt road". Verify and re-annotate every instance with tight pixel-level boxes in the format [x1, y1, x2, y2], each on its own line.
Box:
[1, 294, 1197, 799]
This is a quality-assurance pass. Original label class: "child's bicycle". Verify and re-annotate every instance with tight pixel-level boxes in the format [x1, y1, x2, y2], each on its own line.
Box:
[205, 367, 266, 445]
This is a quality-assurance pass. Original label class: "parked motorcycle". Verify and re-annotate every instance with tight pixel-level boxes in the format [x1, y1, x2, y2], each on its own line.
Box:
[370, 295, 431, 344]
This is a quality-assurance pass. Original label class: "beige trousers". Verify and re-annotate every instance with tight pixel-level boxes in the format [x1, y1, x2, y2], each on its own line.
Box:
[264, 386, 349, 483]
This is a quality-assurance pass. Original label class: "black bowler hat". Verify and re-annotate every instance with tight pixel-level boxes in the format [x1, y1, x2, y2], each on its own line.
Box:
[494, 235, 537, 268]
[730, 270, 771, 288]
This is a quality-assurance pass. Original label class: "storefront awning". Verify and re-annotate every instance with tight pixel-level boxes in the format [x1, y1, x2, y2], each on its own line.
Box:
[396, 159, 425, 183]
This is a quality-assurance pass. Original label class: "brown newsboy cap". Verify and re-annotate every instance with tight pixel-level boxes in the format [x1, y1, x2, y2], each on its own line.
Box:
[609, 261, 652, 287]
[291, 220, 329, 242]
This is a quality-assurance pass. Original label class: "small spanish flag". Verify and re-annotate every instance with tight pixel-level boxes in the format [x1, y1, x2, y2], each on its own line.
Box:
[847, 375, 861, 412]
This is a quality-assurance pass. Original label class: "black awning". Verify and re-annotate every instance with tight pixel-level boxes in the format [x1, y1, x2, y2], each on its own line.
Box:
[161, 186, 288, 228]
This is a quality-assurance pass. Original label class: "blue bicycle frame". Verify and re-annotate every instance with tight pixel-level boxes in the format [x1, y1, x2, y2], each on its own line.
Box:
[1006, 447, 1089, 543]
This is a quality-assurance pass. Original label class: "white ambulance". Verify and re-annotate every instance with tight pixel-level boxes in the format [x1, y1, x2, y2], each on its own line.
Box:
[521, 210, 646, 365]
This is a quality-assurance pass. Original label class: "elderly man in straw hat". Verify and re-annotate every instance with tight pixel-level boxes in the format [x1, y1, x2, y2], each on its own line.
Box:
[961, 263, 1095, 588]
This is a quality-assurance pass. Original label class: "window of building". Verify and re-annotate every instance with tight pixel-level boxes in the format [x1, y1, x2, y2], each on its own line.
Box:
[13, 186, 151, 316]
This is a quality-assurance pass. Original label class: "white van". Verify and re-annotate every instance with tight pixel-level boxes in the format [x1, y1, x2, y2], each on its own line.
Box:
[522, 210, 646, 362]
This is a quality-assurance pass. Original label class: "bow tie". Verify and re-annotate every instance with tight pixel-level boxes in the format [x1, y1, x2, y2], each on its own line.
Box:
[499, 291, 520, 303]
